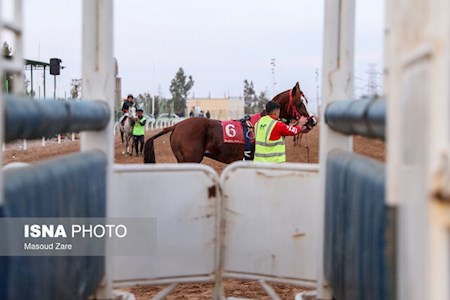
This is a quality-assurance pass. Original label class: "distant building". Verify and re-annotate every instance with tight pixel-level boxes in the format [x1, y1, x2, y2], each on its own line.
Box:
[186, 97, 244, 120]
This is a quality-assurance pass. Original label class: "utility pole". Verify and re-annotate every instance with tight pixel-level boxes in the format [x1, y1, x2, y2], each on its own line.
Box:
[270, 58, 276, 97]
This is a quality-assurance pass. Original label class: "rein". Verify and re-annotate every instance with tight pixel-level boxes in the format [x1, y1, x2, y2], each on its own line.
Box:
[287, 89, 301, 120]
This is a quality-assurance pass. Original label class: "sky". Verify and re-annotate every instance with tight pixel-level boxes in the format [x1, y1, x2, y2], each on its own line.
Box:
[2, 0, 384, 113]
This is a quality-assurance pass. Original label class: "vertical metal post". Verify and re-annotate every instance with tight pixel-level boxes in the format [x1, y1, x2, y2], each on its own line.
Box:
[316, 0, 355, 299]
[30, 64, 33, 97]
[12, 0, 23, 95]
[53, 75, 56, 99]
[386, 0, 450, 299]
[81, 1, 114, 298]
[0, 3, 4, 207]
[43, 66, 46, 98]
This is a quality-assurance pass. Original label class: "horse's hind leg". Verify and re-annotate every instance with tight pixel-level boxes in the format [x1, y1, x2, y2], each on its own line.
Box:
[121, 132, 126, 155]
[126, 136, 132, 155]
[172, 146, 204, 163]
[170, 132, 205, 163]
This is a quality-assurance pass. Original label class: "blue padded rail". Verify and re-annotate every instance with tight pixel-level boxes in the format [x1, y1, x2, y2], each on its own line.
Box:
[324, 150, 395, 300]
[0, 151, 107, 300]
[4, 95, 110, 142]
[325, 98, 386, 139]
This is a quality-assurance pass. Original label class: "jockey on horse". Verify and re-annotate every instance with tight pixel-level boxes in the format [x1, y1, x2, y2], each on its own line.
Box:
[119, 94, 137, 126]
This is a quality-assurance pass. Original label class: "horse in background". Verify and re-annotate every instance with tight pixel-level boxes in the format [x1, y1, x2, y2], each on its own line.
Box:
[119, 106, 136, 155]
[144, 82, 317, 164]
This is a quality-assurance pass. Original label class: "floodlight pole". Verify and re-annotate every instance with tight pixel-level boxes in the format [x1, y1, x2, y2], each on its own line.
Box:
[53, 75, 56, 99]
[43, 66, 46, 98]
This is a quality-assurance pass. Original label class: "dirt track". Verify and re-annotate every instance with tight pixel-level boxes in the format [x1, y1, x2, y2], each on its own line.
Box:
[3, 125, 385, 170]
[2, 126, 384, 299]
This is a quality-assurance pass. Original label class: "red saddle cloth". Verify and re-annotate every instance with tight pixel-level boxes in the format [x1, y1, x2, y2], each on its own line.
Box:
[222, 114, 262, 144]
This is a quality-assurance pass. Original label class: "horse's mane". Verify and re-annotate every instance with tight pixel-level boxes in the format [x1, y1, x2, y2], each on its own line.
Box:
[272, 90, 289, 103]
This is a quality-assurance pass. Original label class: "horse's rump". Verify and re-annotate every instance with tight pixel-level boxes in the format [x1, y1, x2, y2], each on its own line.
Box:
[221, 114, 261, 144]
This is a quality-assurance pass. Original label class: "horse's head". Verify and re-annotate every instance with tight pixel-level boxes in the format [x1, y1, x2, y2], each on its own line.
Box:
[273, 82, 318, 129]
[129, 106, 137, 118]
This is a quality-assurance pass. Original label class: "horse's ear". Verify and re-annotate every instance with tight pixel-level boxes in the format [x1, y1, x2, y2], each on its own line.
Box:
[292, 82, 300, 96]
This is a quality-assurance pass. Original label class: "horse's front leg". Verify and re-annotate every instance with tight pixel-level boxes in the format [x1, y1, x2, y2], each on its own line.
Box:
[129, 136, 134, 156]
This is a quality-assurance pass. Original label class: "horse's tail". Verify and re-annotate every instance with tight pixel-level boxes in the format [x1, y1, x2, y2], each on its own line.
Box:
[143, 125, 177, 163]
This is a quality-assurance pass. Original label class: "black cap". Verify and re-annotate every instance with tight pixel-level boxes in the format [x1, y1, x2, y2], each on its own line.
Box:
[265, 101, 281, 114]
[127, 94, 134, 99]
[137, 108, 144, 112]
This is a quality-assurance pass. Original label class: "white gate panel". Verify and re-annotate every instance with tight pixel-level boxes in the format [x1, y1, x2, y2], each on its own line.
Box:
[220, 162, 320, 287]
[111, 164, 221, 286]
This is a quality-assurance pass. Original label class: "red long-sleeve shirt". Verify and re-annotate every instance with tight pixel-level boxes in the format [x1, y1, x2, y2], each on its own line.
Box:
[268, 116, 302, 141]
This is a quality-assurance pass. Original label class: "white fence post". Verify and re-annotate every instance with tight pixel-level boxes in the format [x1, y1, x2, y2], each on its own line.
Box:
[387, 1, 450, 299]
[0, 20, 3, 207]
[42, 137, 46, 147]
[0, 0, 24, 204]
[81, 0, 114, 298]
[317, 0, 355, 299]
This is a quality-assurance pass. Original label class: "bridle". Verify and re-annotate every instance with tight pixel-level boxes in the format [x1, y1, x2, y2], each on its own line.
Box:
[287, 89, 318, 128]
[287, 89, 302, 120]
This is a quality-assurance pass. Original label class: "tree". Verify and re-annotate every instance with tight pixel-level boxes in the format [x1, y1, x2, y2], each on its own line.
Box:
[136, 93, 156, 115]
[152, 95, 163, 117]
[70, 79, 82, 99]
[169, 67, 194, 116]
[256, 91, 270, 113]
[24, 76, 35, 97]
[2, 41, 12, 57]
[243, 79, 257, 114]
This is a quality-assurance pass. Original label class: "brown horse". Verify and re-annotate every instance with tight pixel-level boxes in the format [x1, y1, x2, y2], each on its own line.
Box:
[143, 82, 317, 164]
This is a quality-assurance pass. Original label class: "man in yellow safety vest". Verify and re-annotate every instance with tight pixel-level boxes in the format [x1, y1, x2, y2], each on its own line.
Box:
[132, 109, 147, 156]
[254, 101, 308, 163]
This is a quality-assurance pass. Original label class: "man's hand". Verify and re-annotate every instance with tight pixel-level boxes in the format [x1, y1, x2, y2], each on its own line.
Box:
[289, 119, 299, 127]
[298, 116, 308, 127]
[298, 116, 310, 133]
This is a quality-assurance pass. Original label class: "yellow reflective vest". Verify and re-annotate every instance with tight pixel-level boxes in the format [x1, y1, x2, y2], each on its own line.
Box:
[133, 117, 147, 136]
[254, 116, 286, 163]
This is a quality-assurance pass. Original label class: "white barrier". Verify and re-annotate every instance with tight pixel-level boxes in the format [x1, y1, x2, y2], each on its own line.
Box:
[111, 164, 223, 297]
[110, 162, 321, 299]
[221, 162, 320, 287]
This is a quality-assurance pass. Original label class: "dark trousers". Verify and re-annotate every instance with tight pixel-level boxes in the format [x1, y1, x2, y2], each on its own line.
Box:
[133, 135, 144, 154]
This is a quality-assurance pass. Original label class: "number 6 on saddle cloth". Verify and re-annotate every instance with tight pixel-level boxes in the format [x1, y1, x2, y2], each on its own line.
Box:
[221, 114, 261, 160]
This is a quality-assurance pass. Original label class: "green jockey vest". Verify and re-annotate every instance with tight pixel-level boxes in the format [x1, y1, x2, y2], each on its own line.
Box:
[254, 115, 286, 163]
[133, 117, 147, 136]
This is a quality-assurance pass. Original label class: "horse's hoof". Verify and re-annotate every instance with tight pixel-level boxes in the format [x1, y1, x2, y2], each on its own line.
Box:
[122, 151, 125, 155]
